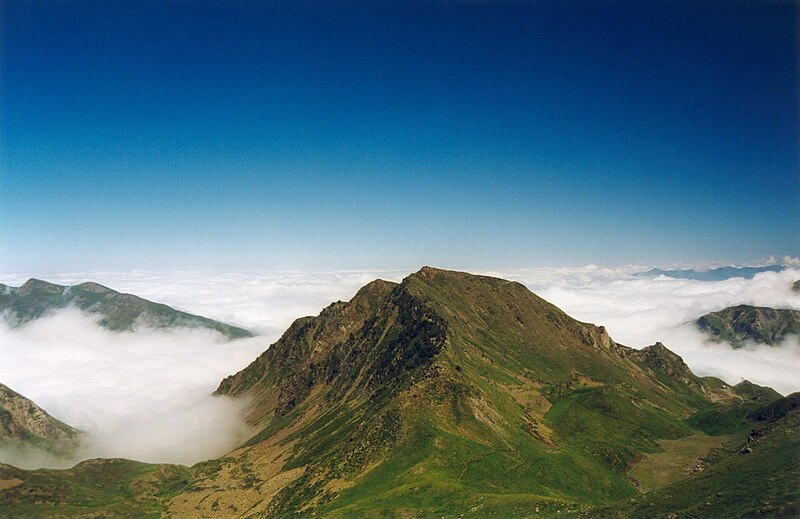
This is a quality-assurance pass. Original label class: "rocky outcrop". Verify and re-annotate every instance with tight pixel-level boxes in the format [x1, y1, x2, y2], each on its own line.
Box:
[0, 383, 80, 452]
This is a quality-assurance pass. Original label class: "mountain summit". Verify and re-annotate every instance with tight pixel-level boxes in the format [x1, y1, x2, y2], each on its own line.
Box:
[168, 267, 762, 516]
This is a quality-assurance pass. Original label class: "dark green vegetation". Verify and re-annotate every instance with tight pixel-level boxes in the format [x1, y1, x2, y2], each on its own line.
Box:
[0, 278, 252, 339]
[0, 459, 192, 517]
[686, 380, 782, 437]
[1, 268, 797, 517]
[697, 304, 800, 347]
[0, 383, 80, 456]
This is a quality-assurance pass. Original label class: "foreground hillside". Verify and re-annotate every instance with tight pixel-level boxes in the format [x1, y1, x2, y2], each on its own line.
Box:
[0, 267, 797, 517]
[590, 392, 800, 518]
[0, 278, 252, 339]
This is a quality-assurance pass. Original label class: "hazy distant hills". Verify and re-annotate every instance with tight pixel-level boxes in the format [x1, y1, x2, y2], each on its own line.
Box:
[639, 264, 784, 281]
[0, 383, 80, 456]
[0, 278, 252, 339]
[697, 305, 800, 347]
[0, 268, 797, 517]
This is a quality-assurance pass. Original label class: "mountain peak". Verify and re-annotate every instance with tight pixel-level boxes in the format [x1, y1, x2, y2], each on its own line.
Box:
[733, 379, 783, 400]
[201, 270, 749, 516]
[17, 278, 65, 297]
[629, 342, 695, 382]
[351, 278, 396, 307]
[416, 265, 438, 276]
[411, 265, 504, 283]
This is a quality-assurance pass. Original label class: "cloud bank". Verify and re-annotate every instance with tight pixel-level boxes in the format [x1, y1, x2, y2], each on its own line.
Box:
[1, 261, 799, 469]
[0, 308, 266, 469]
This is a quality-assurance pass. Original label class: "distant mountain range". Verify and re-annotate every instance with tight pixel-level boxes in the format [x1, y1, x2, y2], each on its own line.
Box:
[0, 268, 797, 517]
[697, 305, 800, 347]
[0, 278, 252, 339]
[639, 264, 784, 281]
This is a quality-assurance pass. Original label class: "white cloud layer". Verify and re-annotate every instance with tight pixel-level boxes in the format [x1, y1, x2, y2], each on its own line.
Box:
[1, 262, 799, 469]
[0, 308, 265, 469]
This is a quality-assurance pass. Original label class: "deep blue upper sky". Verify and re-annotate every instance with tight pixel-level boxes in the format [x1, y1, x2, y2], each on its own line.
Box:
[1, 0, 797, 271]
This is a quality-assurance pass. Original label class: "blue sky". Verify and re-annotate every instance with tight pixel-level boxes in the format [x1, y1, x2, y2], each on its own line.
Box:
[1, 0, 797, 271]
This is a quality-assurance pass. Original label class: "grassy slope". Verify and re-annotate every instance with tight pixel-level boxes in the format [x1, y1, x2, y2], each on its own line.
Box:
[627, 433, 732, 492]
[0, 459, 192, 518]
[250, 268, 742, 516]
[589, 407, 800, 518]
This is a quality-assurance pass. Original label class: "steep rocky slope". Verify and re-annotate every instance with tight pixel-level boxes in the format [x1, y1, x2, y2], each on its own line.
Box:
[0, 383, 80, 455]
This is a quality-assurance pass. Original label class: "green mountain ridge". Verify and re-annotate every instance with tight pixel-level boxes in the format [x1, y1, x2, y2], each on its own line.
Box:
[0, 278, 253, 339]
[696, 304, 800, 347]
[0, 267, 797, 518]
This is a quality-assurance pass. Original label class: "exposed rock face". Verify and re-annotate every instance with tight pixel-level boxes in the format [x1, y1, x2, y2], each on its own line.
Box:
[0, 383, 79, 452]
[696, 304, 800, 347]
[629, 342, 695, 380]
[0, 278, 252, 339]
[793, 279, 800, 293]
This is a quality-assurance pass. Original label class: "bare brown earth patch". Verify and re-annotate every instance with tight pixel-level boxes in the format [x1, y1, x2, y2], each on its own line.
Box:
[0, 478, 24, 490]
[628, 433, 731, 492]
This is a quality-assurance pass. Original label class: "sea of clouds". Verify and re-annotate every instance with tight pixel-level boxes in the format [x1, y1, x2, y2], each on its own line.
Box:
[1, 259, 798, 469]
[487, 261, 800, 395]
